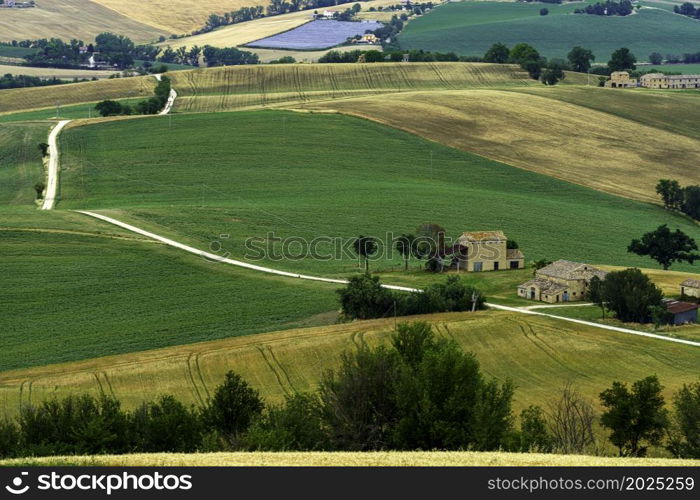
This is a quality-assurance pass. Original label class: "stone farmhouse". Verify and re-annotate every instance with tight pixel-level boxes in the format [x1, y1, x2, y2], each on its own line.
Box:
[681, 278, 700, 299]
[605, 71, 637, 88]
[443, 231, 524, 272]
[639, 73, 700, 89]
[517, 260, 607, 303]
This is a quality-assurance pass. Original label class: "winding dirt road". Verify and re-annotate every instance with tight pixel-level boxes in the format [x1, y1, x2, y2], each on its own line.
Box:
[40, 120, 71, 211]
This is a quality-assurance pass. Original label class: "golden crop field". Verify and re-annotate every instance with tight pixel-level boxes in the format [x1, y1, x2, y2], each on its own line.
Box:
[3, 451, 698, 467]
[0, 75, 155, 114]
[0, 64, 120, 80]
[92, 0, 268, 35]
[306, 89, 700, 202]
[160, 0, 402, 50]
[1, 311, 698, 420]
[0, 0, 165, 43]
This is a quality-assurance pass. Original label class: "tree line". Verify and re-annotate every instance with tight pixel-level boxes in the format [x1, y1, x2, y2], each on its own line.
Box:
[656, 179, 700, 222]
[1, 322, 698, 458]
[0, 73, 93, 90]
[95, 76, 172, 117]
[574, 0, 634, 16]
[674, 1, 700, 19]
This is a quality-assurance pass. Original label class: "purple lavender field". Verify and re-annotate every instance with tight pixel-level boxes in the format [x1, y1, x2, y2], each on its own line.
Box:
[247, 20, 383, 50]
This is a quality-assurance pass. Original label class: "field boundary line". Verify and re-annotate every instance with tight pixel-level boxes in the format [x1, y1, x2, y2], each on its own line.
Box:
[40, 120, 71, 210]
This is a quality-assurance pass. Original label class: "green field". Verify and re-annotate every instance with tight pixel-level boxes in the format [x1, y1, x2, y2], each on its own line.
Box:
[642, 64, 700, 74]
[0, 122, 50, 206]
[398, 3, 700, 60]
[0, 46, 36, 58]
[0, 224, 338, 372]
[57, 111, 700, 277]
[0, 98, 145, 124]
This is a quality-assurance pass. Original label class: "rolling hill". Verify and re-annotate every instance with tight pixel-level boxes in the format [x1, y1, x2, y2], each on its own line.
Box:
[55, 110, 700, 277]
[398, 2, 700, 60]
[2, 310, 698, 424]
[0, 0, 166, 43]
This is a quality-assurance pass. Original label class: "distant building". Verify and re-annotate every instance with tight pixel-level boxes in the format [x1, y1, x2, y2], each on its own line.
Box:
[605, 71, 637, 88]
[518, 260, 607, 303]
[681, 278, 700, 299]
[444, 231, 524, 272]
[353, 33, 379, 44]
[663, 299, 698, 325]
[640, 73, 700, 89]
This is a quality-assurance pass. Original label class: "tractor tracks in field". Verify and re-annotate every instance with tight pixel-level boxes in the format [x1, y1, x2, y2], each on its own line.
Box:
[256, 345, 295, 396]
[185, 352, 209, 406]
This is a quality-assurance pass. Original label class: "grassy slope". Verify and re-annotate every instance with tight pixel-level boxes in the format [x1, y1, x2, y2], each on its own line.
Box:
[399, 4, 700, 60]
[0, 122, 50, 206]
[0, 64, 119, 80]
[0, 229, 338, 373]
[0, 98, 145, 124]
[3, 451, 698, 466]
[307, 89, 700, 202]
[0, 0, 165, 43]
[2, 311, 698, 421]
[0, 75, 155, 114]
[57, 111, 700, 277]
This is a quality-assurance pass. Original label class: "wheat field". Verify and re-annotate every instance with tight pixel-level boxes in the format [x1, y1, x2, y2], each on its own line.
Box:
[305, 89, 700, 202]
[0, 0, 165, 43]
[1, 310, 698, 419]
[0, 75, 155, 114]
[3, 451, 698, 467]
[160, 0, 407, 50]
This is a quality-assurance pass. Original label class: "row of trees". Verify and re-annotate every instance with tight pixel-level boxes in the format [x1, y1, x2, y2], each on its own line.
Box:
[95, 76, 172, 117]
[483, 42, 567, 83]
[657, 179, 700, 221]
[2, 323, 699, 458]
[574, 0, 634, 16]
[338, 274, 485, 320]
[674, 1, 700, 19]
[0, 73, 92, 89]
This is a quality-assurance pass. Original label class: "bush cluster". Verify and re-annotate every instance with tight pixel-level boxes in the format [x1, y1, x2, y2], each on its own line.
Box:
[337, 274, 485, 320]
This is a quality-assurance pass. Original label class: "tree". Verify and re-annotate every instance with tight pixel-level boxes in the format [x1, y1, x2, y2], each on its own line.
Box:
[628, 225, 699, 270]
[320, 345, 399, 450]
[586, 275, 606, 318]
[130, 395, 204, 452]
[415, 222, 446, 261]
[668, 381, 700, 458]
[33, 181, 45, 200]
[202, 371, 264, 447]
[540, 7, 549, 15]
[519, 405, 553, 452]
[245, 393, 329, 451]
[362, 50, 385, 63]
[599, 268, 663, 323]
[567, 46, 595, 73]
[395, 233, 416, 270]
[683, 185, 700, 220]
[353, 235, 378, 272]
[37, 142, 49, 157]
[547, 383, 596, 454]
[648, 52, 663, 65]
[608, 47, 636, 71]
[509, 43, 542, 79]
[599, 376, 669, 457]
[95, 100, 123, 117]
[655, 179, 683, 210]
[483, 43, 509, 63]
[541, 64, 564, 85]
[337, 274, 393, 320]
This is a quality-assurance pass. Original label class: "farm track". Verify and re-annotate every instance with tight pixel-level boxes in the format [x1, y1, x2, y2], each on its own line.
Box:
[40, 120, 71, 210]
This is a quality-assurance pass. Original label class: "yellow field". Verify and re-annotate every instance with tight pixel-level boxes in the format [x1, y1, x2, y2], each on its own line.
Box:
[0, 0, 165, 43]
[160, 0, 400, 50]
[92, 0, 268, 35]
[0, 64, 119, 80]
[2, 451, 698, 467]
[0, 75, 155, 114]
[305, 89, 700, 202]
[1, 310, 698, 420]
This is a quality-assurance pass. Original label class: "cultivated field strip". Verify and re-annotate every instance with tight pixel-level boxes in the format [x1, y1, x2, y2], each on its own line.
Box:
[307, 89, 700, 202]
[0, 76, 155, 114]
[1, 311, 698, 418]
[168, 62, 533, 99]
